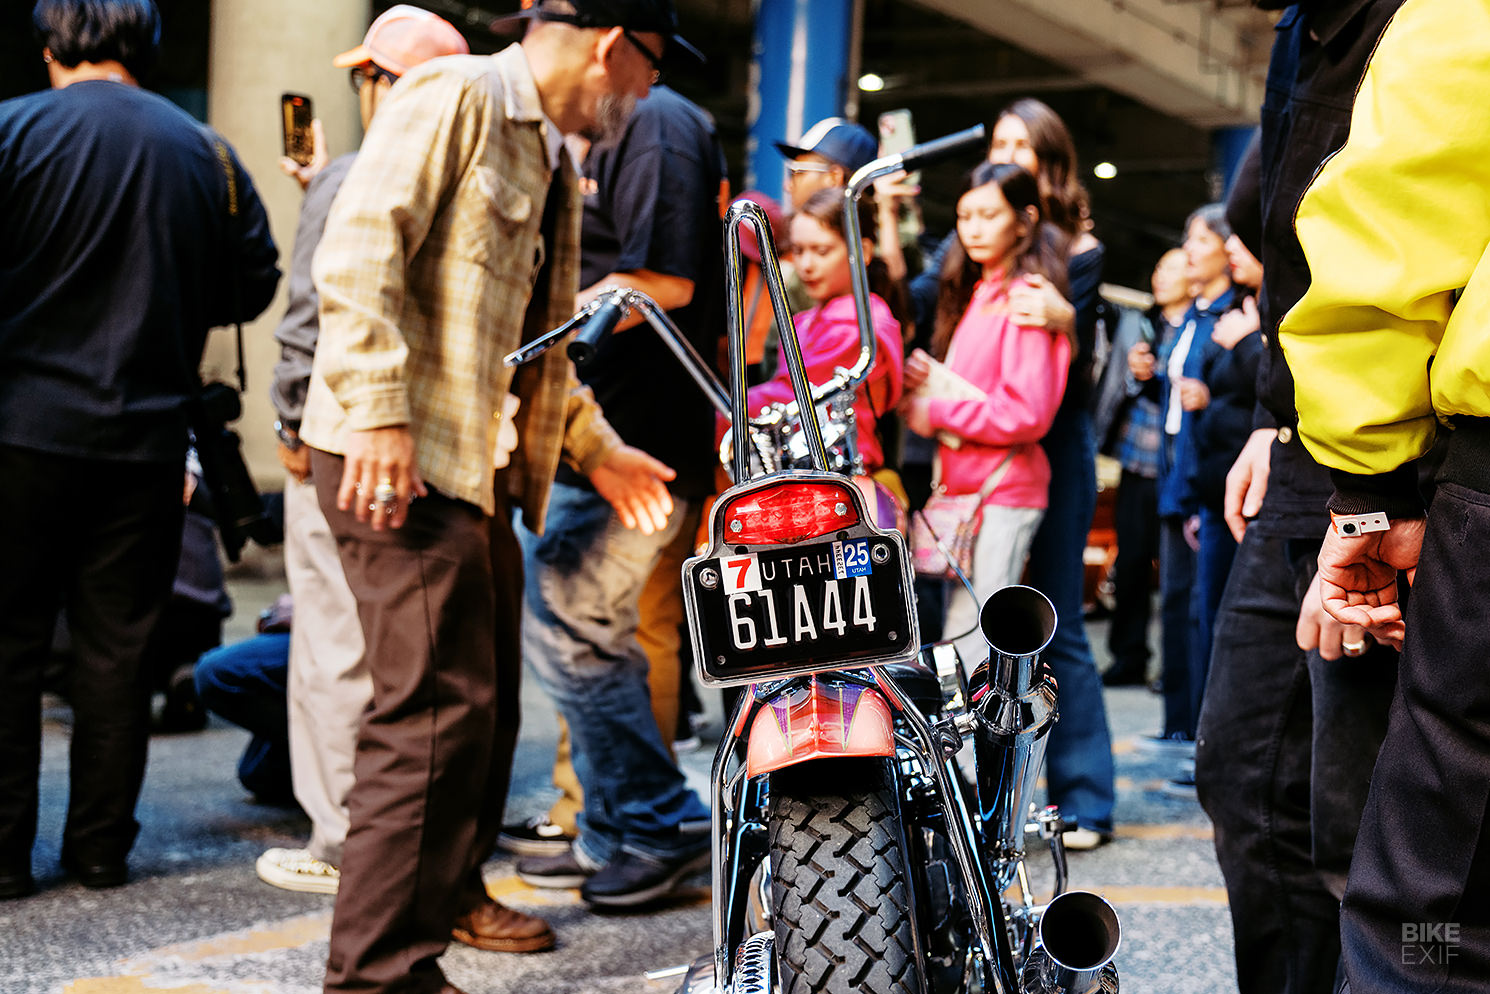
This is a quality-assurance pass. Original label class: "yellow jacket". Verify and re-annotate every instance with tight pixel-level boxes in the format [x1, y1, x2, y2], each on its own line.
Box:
[1279, 0, 1490, 479]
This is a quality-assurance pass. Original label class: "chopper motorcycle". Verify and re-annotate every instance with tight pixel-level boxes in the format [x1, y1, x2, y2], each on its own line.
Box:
[507, 126, 1121, 994]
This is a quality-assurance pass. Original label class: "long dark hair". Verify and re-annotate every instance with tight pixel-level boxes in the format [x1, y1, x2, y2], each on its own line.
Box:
[33, 0, 162, 79]
[932, 162, 1069, 360]
[794, 186, 912, 336]
[995, 98, 1090, 238]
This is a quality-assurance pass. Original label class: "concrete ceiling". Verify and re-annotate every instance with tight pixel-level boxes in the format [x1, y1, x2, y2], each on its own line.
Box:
[894, 0, 1273, 128]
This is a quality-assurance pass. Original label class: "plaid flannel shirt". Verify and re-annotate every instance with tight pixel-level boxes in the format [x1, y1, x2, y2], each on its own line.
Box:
[301, 45, 619, 525]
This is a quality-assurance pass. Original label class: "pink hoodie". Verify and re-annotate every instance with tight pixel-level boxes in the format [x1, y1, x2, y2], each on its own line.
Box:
[748, 293, 904, 471]
[925, 276, 1070, 509]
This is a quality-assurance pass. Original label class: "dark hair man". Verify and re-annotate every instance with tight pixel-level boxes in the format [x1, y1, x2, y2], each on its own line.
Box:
[297, 0, 692, 989]
[0, 0, 280, 900]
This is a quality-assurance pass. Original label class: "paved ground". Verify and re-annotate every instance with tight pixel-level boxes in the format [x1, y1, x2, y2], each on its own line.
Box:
[3, 545, 1235, 994]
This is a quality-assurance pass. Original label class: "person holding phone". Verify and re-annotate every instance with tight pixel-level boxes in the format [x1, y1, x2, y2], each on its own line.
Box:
[258, 5, 469, 904]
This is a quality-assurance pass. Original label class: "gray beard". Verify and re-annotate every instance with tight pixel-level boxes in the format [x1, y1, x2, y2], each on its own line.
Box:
[585, 91, 637, 146]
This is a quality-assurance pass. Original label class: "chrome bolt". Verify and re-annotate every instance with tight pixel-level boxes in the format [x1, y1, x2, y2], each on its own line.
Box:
[834, 502, 848, 516]
[870, 543, 890, 564]
[699, 568, 719, 590]
[729, 519, 743, 533]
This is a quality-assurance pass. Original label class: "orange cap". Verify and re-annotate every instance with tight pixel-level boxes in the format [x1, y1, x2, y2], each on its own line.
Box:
[332, 5, 469, 76]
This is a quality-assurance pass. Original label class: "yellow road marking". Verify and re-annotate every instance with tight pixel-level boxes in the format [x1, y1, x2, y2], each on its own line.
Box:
[1117, 823, 1213, 842]
[1097, 885, 1229, 905]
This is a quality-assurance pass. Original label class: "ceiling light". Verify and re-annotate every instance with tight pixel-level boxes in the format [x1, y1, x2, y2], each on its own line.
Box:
[858, 73, 885, 92]
[1093, 161, 1118, 180]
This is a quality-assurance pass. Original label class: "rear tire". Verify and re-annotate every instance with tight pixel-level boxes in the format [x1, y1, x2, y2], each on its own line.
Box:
[767, 759, 919, 994]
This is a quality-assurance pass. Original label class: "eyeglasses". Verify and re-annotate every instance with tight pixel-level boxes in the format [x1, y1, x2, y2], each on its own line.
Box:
[786, 161, 833, 177]
[348, 65, 399, 94]
[622, 29, 664, 85]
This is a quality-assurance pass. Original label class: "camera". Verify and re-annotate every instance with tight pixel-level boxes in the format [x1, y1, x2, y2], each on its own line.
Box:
[192, 381, 280, 562]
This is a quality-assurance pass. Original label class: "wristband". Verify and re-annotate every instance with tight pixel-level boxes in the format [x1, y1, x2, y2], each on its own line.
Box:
[1331, 511, 1389, 537]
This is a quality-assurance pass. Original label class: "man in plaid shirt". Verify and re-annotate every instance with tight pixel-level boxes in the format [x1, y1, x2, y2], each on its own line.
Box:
[299, 2, 697, 991]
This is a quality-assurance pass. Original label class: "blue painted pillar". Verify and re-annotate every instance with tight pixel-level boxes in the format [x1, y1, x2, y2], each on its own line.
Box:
[747, 0, 857, 205]
[1213, 124, 1258, 200]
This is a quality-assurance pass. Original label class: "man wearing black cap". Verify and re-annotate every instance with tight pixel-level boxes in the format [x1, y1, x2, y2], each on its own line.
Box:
[775, 115, 877, 210]
[299, 1, 695, 990]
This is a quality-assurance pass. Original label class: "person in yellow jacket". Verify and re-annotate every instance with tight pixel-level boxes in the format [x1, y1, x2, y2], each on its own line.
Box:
[1279, 1, 1490, 990]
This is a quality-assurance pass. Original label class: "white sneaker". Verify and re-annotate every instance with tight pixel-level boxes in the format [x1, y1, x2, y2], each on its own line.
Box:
[1063, 828, 1112, 851]
[255, 847, 340, 894]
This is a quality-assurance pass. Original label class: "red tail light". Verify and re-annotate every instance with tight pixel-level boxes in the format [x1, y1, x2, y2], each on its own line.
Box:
[721, 482, 861, 545]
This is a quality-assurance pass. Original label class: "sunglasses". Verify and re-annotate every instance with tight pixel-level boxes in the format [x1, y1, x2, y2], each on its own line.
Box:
[349, 65, 399, 94]
[622, 29, 664, 86]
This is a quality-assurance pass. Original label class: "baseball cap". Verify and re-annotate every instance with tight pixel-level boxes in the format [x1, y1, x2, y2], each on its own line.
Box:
[774, 118, 878, 176]
[493, 0, 704, 64]
[332, 5, 470, 76]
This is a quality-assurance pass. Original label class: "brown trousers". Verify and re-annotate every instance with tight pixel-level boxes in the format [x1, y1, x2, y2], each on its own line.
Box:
[313, 450, 522, 994]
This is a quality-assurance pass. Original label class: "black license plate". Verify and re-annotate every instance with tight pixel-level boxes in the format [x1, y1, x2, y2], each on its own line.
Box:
[690, 536, 915, 684]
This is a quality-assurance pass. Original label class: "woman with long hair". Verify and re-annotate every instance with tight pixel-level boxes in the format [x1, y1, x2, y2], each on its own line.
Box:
[900, 162, 1071, 665]
[984, 98, 1116, 849]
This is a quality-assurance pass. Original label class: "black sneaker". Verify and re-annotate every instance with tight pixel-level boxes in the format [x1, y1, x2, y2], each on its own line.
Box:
[1134, 731, 1196, 758]
[516, 847, 598, 890]
[1160, 774, 1198, 800]
[498, 816, 576, 857]
[580, 845, 710, 908]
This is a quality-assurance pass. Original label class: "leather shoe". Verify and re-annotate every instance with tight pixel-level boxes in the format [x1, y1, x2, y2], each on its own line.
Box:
[451, 898, 555, 953]
[0, 870, 34, 900]
[63, 857, 127, 889]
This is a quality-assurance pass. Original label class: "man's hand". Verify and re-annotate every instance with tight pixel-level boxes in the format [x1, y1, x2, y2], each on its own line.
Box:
[1316, 518, 1425, 649]
[278, 119, 330, 191]
[277, 440, 312, 483]
[1296, 570, 1374, 660]
[1212, 296, 1260, 350]
[1177, 376, 1210, 412]
[1128, 341, 1156, 381]
[1224, 428, 1276, 542]
[338, 426, 428, 531]
[1007, 274, 1075, 335]
[590, 445, 676, 534]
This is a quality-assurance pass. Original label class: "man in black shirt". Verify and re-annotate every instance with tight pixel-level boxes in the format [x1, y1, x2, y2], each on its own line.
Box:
[1192, 2, 1402, 990]
[514, 84, 725, 907]
[0, 0, 279, 899]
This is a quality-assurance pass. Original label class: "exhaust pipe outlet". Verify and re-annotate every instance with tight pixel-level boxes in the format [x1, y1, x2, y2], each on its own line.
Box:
[967, 585, 1059, 856]
[1022, 890, 1122, 994]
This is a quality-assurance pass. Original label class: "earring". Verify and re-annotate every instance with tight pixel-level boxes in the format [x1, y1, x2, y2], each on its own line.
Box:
[43, 54, 53, 64]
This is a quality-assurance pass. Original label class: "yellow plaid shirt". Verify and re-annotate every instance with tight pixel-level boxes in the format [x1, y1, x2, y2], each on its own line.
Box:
[301, 45, 619, 525]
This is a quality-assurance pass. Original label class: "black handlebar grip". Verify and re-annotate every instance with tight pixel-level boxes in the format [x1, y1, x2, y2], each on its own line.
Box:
[897, 125, 988, 173]
[566, 297, 626, 366]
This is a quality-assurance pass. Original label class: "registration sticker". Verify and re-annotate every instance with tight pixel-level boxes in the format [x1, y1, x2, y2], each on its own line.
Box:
[833, 538, 873, 579]
[720, 554, 761, 594]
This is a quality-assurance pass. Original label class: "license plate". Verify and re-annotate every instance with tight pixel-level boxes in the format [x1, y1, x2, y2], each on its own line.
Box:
[689, 536, 916, 685]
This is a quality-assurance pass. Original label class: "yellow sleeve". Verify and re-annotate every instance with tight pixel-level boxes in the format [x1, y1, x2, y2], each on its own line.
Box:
[1278, 0, 1490, 475]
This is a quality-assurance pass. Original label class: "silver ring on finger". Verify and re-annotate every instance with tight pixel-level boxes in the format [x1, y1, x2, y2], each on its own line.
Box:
[374, 482, 397, 504]
[1342, 640, 1367, 657]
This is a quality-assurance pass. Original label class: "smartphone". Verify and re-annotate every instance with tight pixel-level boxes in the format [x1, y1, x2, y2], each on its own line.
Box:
[877, 108, 919, 187]
[281, 92, 314, 167]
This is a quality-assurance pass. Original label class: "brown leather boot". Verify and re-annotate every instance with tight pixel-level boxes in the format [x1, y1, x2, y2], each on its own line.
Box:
[450, 898, 555, 953]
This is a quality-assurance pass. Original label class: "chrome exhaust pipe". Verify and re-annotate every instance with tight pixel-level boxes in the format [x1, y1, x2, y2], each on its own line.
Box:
[967, 585, 1059, 859]
[1021, 890, 1122, 994]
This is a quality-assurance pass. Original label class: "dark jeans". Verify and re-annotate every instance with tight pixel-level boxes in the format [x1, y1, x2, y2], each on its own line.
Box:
[1341, 478, 1490, 993]
[1195, 526, 1394, 994]
[193, 632, 293, 803]
[1190, 504, 1238, 723]
[1025, 405, 1116, 833]
[313, 451, 523, 994]
[1159, 515, 1198, 738]
[0, 444, 182, 874]
[1107, 469, 1159, 678]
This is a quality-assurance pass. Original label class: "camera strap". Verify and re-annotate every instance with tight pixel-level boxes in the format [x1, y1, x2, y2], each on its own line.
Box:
[209, 136, 249, 395]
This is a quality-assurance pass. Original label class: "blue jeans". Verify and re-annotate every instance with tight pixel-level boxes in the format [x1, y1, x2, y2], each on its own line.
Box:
[1189, 505, 1237, 729]
[194, 632, 293, 802]
[1025, 406, 1116, 834]
[1159, 516, 1198, 738]
[519, 482, 708, 865]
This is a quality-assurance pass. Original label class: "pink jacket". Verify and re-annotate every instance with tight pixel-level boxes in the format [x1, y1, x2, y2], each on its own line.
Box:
[926, 276, 1070, 509]
[748, 293, 904, 471]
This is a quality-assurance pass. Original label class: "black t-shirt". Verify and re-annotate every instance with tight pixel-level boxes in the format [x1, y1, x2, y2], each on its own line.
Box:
[0, 82, 279, 463]
[557, 86, 726, 498]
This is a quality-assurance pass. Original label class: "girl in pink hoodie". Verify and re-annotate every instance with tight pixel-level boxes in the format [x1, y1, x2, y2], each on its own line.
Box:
[746, 187, 905, 474]
[900, 161, 1071, 652]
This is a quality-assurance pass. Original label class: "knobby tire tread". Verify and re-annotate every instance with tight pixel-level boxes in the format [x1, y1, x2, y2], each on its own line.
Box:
[767, 760, 919, 994]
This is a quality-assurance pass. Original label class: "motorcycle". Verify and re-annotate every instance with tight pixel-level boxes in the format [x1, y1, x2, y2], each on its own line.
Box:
[507, 127, 1121, 994]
